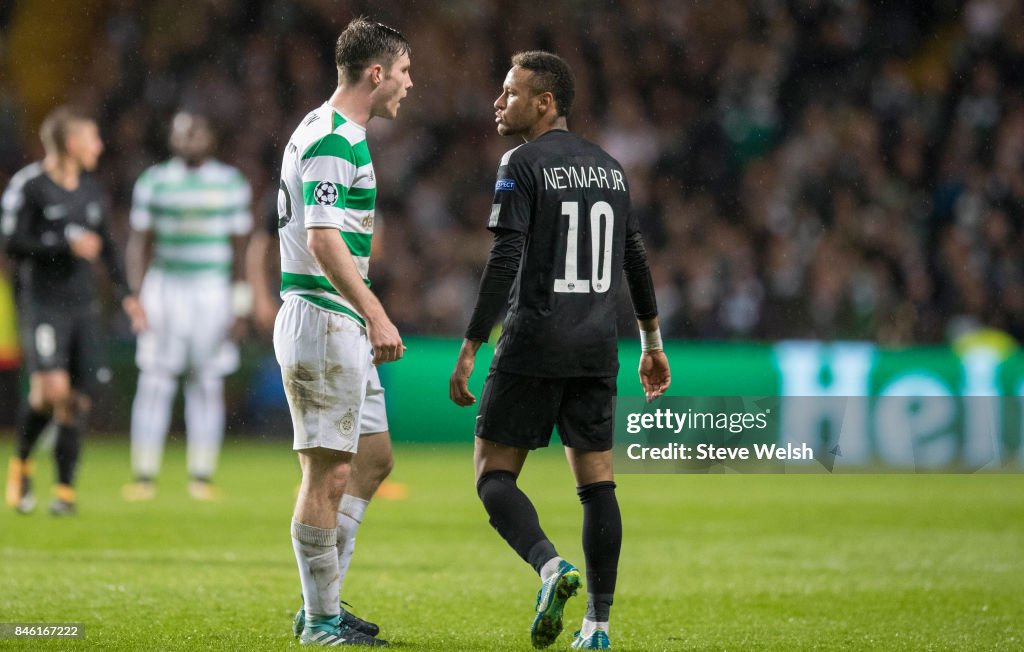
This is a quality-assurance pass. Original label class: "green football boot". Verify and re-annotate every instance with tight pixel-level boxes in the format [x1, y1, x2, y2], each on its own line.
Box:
[530, 560, 581, 648]
[299, 614, 387, 647]
[294, 602, 380, 638]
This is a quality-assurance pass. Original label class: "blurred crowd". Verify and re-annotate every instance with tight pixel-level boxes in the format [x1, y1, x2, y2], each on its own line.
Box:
[3, 0, 1024, 344]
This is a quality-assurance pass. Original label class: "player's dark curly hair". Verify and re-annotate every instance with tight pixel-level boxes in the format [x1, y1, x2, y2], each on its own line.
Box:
[511, 51, 575, 117]
[335, 17, 411, 85]
[40, 106, 93, 155]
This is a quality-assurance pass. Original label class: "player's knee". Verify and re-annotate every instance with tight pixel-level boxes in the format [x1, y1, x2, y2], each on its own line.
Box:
[476, 469, 517, 500]
[27, 388, 48, 413]
[33, 374, 69, 410]
[303, 454, 353, 501]
[312, 468, 349, 505]
[139, 370, 177, 396]
[196, 374, 224, 395]
[577, 480, 616, 504]
[44, 385, 73, 414]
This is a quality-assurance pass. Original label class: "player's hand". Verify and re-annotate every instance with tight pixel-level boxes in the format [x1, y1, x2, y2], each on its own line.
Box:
[69, 230, 102, 261]
[252, 294, 280, 334]
[367, 315, 405, 364]
[122, 295, 148, 334]
[639, 350, 670, 403]
[449, 340, 480, 407]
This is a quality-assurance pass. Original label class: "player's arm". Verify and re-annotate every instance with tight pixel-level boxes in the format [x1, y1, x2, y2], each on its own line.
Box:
[96, 199, 146, 333]
[1, 184, 92, 260]
[450, 149, 532, 407]
[624, 227, 670, 401]
[226, 177, 255, 337]
[450, 228, 525, 406]
[300, 134, 404, 362]
[125, 170, 156, 294]
[125, 229, 153, 295]
[247, 190, 284, 333]
[245, 231, 279, 333]
[307, 227, 403, 364]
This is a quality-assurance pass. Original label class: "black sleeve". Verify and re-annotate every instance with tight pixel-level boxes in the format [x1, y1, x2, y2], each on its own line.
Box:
[464, 229, 525, 341]
[97, 217, 131, 301]
[624, 231, 658, 321]
[263, 186, 280, 235]
[487, 151, 533, 234]
[2, 186, 71, 259]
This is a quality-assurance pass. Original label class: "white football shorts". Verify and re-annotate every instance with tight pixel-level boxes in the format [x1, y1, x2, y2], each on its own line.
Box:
[274, 295, 388, 453]
[135, 269, 239, 377]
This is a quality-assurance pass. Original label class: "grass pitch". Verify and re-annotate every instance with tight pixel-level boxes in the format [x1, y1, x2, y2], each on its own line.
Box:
[1, 436, 1022, 651]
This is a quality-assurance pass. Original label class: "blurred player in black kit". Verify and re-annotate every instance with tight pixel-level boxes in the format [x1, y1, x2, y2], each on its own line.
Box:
[449, 52, 671, 650]
[2, 106, 146, 516]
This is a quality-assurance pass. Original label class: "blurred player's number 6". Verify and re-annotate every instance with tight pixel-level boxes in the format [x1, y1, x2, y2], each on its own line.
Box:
[35, 324, 57, 359]
[554, 200, 614, 294]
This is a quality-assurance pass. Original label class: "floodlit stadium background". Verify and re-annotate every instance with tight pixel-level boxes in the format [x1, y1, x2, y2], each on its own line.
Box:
[4, 1, 1024, 460]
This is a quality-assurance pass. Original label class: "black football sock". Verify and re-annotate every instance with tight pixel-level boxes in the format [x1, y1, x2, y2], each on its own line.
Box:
[477, 470, 558, 574]
[16, 405, 51, 461]
[578, 481, 621, 622]
[54, 423, 82, 488]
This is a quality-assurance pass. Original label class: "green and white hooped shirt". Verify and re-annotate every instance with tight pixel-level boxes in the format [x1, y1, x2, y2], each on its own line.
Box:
[276, 103, 376, 326]
[130, 158, 252, 276]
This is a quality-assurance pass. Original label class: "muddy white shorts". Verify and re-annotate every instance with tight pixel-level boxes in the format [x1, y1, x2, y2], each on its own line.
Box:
[273, 295, 388, 453]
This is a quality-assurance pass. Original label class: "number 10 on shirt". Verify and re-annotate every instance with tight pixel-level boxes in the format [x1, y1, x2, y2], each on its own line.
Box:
[554, 200, 614, 294]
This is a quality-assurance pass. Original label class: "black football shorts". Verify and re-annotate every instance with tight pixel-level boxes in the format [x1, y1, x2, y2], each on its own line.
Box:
[475, 369, 616, 451]
[18, 300, 105, 392]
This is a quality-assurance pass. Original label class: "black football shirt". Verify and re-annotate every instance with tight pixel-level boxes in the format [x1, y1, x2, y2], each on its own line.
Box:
[488, 129, 639, 378]
[1, 162, 129, 305]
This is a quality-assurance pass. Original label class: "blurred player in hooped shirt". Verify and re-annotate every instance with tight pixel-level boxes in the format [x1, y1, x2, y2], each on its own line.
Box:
[122, 111, 253, 503]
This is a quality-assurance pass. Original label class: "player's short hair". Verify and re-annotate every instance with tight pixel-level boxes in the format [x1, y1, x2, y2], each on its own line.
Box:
[39, 106, 93, 155]
[335, 17, 411, 85]
[511, 51, 575, 117]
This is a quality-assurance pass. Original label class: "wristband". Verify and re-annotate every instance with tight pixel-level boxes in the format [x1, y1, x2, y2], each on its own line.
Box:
[640, 328, 663, 352]
[231, 281, 254, 317]
[64, 224, 88, 241]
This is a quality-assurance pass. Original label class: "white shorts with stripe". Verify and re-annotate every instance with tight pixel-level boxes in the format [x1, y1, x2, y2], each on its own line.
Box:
[273, 295, 388, 453]
[135, 269, 239, 377]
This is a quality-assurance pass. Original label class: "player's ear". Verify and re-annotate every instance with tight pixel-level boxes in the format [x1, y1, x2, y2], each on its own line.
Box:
[369, 63, 384, 86]
[537, 91, 554, 115]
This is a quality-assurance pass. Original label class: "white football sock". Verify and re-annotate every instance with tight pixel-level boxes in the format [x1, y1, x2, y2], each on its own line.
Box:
[291, 519, 340, 617]
[185, 375, 224, 480]
[540, 556, 564, 581]
[579, 618, 609, 638]
[130, 371, 177, 479]
[336, 494, 369, 594]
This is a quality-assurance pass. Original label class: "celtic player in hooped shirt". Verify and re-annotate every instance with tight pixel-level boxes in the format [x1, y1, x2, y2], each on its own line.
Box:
[274, 17, 411, 648]
[123, 112, 252, 503]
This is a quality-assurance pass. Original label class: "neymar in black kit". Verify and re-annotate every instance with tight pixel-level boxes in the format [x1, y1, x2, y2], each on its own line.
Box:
[450, 51, 671, 650]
